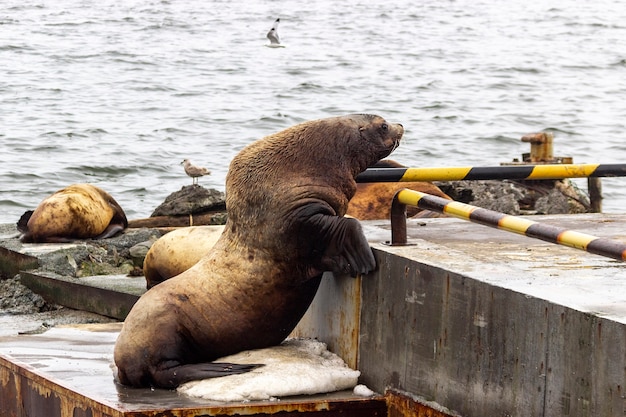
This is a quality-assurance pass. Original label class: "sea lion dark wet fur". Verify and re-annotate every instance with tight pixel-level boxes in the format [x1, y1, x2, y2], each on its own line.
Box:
[113, 114, 404, 388]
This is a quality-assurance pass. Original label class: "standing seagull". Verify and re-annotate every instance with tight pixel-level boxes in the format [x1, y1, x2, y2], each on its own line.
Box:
[266, 18, 282, 47]
[181, 159, 211, 185]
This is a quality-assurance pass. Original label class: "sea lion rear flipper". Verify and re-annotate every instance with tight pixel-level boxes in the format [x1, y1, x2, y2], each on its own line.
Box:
[16, 210, 33, 234]
[94, 197, 128, 239]
[106, 194, 129, 228]
[153, 362, 263, 388]
[95, 223, 125, 239]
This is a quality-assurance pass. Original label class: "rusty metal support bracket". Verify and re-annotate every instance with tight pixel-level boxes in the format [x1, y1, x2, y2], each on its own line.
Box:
[390, 192, 408, 245]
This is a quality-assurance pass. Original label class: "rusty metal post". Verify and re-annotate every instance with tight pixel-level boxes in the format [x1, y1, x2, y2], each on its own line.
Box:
[521, 132, 554, 162]
[518, 131, 603, 212]
[588, 177, 603, 213]
[390, 191, 408, 245]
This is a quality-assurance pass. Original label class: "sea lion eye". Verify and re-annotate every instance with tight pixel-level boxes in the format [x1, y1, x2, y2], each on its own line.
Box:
[381, 123, 388, 131]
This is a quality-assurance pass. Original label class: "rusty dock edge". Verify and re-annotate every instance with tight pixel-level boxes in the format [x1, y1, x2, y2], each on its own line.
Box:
[0, 351, 452, 417]
[0, 352, 390, 417]
[385, 389, 459, 417]
[0, 353, 111, 417]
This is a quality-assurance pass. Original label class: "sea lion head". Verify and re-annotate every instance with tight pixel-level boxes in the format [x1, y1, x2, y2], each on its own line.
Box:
[225, 114, 403, 222]
[346, 114, 404, 174]
[287, 114, 404, 175]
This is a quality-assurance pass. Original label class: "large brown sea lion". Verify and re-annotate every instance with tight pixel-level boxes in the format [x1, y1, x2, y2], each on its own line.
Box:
[114, 114, 404, 388]
[17, 183, 128, 243]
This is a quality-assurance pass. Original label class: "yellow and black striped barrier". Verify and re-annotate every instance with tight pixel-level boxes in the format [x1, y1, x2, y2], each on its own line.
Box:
[390, 188, 626, 262]
[357, 163, 626, 182]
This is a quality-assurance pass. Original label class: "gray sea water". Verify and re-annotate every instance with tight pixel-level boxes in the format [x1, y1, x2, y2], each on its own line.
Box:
[2, 0, 625, 224]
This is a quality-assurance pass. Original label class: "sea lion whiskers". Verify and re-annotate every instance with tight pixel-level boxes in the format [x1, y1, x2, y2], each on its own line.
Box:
[390, 134, 402, 153]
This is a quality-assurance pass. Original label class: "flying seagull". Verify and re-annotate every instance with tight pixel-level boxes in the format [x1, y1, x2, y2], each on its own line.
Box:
[266, 18, 281, 47]
[181, 159, 211, 185]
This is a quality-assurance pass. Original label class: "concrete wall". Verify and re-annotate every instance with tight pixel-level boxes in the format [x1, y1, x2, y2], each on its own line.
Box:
[293, 248, 626, 417]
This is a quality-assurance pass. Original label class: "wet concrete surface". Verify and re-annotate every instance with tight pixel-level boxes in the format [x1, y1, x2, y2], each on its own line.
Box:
[0, 323, 385, 415]
[285, 212, 626, 416]
[364, 213, 626, 324]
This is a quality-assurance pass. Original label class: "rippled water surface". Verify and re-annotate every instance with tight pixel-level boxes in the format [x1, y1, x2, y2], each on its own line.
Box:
[1, 0, 625, 224]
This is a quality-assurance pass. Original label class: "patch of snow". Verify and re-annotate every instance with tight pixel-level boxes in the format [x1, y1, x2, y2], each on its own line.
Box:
[178, 338, 360, 401]
[353, 384, 375, 397]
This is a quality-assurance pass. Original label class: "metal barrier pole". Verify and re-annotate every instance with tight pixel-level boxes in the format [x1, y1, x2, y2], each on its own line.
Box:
[390, 193, 407, 246]
[390, 188, 626, 262]
[357, 163, 626, 183]
[588, 177, 603, 213]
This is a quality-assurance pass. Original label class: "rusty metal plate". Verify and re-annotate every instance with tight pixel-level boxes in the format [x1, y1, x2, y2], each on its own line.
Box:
[0, 323, 386, 417]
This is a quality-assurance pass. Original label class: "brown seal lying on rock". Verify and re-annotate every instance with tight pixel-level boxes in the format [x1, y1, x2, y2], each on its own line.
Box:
[17, 183, 128, 243]
[114, 114, 404, 388]
[347, 159, 452, 220]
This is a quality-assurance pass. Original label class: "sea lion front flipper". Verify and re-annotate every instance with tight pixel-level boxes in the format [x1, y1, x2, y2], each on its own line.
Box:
[301, 210, 376, 278]
[153, 362, 263, 388]
[322, 216, 376, 277]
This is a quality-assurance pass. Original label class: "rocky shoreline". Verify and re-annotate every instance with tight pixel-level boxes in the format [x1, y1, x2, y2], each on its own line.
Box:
[0, 223, 158, 336]
[436, 178, 591, 215]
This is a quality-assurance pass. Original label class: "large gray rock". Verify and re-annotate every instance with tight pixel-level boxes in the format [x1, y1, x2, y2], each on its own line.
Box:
[151, 185, 225, 217]
[436, 179, 591, 215]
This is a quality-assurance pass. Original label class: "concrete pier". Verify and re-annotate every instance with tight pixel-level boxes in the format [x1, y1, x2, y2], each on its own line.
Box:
[1, 213, 625, 416]
[294, 213, 626, 416]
